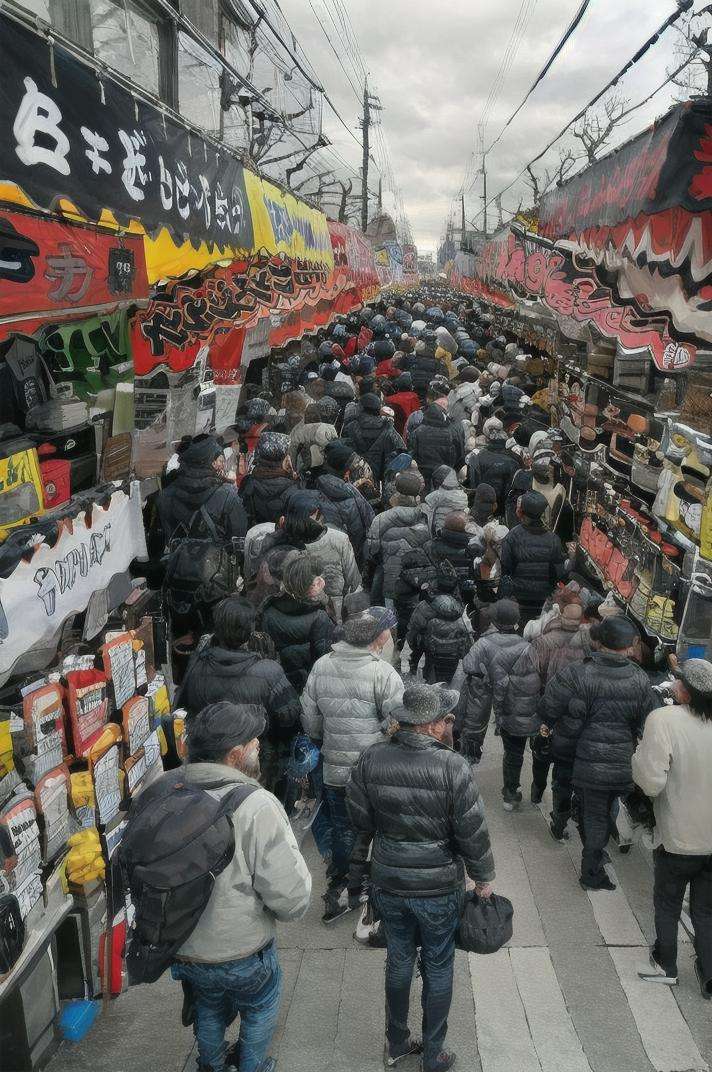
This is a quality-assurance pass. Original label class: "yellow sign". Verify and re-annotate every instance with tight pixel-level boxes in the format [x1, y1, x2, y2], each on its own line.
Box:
[0, 448, 45, 541]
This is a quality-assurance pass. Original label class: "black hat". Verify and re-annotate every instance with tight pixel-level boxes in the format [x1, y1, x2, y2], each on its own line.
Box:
[177, 434, 223, 467]
[324, 439, 356, 474]
[520, 490, 548, 519]
[590, 616, 638, 651]
[186, 701, 266, 755]
[491, 599, 520, 628]
[360, 393, 383, 414]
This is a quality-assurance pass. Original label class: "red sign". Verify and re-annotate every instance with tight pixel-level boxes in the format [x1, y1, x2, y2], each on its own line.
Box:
[0, 209, 148, 340]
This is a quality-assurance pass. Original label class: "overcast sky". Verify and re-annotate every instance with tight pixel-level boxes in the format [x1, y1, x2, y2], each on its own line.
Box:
[280, 0, 701, 252]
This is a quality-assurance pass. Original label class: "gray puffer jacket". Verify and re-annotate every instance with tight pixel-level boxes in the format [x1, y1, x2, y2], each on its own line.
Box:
[366, 504, 431, 599]
[301, 642, 404, 786]
[422, 467, 469, 534]
[454, 627, 528, 738]
[502, 619, 591, 737]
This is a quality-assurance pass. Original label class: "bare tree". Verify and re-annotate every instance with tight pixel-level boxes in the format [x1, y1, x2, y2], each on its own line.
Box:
[572, 95, 630, 164]
[525, 149, 577, 205]
[668, 5, 712, 98]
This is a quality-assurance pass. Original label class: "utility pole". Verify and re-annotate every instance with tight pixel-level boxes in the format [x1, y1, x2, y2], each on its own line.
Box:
[461, 193, 466, 248]
[360, 81, 382, 232]
[481, 154, 488, 237]
[378, 176, 383, 213]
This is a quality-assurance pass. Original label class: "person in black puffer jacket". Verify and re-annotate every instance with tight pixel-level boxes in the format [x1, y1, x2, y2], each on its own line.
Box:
[421, 593, 472, 684]
[409, 397, 465, 490]
[286, 439, 374, 564]
[499, 491, 568, 624]
[347, 683, 494, 1072]
[151, 433, 248, 556]
[177, 597, 301, 797]
[406, 562, 460, 675]
[543, 616, 656, 890]
[260, 551, 335, 690]
[342, 394, 406, 483]
[410, 330, 449, 400]
[426, 512, 476, 599]
[239, 431, 297, 526]
[466, 418, 519, 508]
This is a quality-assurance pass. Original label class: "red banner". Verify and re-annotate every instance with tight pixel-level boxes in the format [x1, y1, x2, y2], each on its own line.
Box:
[0, 209, 148, 341]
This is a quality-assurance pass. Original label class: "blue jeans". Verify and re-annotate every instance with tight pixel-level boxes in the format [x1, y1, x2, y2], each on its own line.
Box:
[322, 784, 356, 889]
[172, 942, 282, 1072]
[375, 889, 462, 1069]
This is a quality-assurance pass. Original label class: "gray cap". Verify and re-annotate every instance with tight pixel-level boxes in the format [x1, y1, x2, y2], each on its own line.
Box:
[674, 658, 712, 696]
[394, 683, 460, 725]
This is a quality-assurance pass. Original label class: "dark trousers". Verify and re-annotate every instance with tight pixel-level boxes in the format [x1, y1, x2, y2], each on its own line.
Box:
[551, 759, 574, 833]
[653, 846, 712, 983]
[322, 785, 356, 890]
[501, 730, 551, 793]
[375, 889, 462, 1070]
[579, 787, 619, 882]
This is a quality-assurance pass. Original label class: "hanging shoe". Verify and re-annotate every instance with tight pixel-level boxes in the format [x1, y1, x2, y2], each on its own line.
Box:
[385, 1036, 423, 1066]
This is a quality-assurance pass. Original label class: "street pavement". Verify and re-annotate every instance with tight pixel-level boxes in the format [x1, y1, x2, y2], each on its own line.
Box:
[50, 733, 712, 1072]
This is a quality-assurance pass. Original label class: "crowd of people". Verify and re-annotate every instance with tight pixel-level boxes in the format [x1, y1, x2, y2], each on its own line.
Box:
[131, 287, 712, 1072]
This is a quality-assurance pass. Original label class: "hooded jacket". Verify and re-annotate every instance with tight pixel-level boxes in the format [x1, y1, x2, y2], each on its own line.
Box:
[240, 462, 296, 526]
[346, 730, 494, 896]
[154, 465, 248, 555]
[301, 641, 404, 786]
[176, 763, 311, 962]
[448, 381, 481, 425]
[543, 652, 657, 790]
[502, 618, 591, 737]
[454, 627, 528, 738]
[467, 441, 519, 507]
[285, 474, 374, 560]
[409, 404, 465, 486]
[499, 521, 567, 616]
[259, 523, 361, 607]
[422, 467, 469, 534]
[385, 390, 421, 436]
[178, 645, 301, 733]
[367, 504, 431, 599]
[342, 412, 405, 482]
[288, 420, 338, 473]
[410, 353, 449, 398]
[260, 592, 335, 691]
[421, 594, 472, 680]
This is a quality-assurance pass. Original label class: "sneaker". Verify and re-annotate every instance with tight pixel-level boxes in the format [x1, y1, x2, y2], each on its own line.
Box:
[501, 787, 522, 811]
[322, 887, 353, 924]
[385, 1037, 423, 1066]
[549, 820, 569, 843]
[579, 874, 616, 892]
[694, 959, 712, 1000]
[638, 951, 678, 986]
[423, 1052, 457, 1072]
[530, 784, 545, 805]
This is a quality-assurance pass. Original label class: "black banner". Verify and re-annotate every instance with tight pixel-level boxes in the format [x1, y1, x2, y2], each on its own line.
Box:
[539, 100, 712, 239]
[0, 14, 254, 252]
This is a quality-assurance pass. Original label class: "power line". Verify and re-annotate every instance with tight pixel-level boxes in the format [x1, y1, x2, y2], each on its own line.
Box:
[484, 0, 593, 155]
[308, 1, 362, 104]
[477, 0, 694, 221]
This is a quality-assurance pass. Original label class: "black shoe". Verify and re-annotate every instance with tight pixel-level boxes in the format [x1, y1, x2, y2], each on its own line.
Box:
[549, 820, 569, 843]
[530, 784, 545, 805]
[424, 1052, 457, 1072]
[385, 1036, 423, 1066]
[695, 959, 712, 1000]
[502, 786, 522, 811]
[322, 887, 354, 924]
[579, 874, 616, 892]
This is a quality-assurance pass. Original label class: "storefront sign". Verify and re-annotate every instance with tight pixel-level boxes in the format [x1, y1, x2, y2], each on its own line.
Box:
[0, 483, 147, 685]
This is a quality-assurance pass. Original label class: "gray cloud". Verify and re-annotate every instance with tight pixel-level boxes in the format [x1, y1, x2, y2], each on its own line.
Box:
[280, 0, 691, 250]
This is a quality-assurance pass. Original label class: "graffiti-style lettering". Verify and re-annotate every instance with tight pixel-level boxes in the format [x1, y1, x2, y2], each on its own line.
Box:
[44, 243, 93, 303]
[33, 524, 111, 616]
[80, 127, 112, 175]
[13, 77, 70, 175]
[118, 129, 149, 202]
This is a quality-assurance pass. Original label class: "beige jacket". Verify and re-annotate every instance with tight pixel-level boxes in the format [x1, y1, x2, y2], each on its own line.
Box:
[177, 763, 311, 962]
[632, 704, 712, 855]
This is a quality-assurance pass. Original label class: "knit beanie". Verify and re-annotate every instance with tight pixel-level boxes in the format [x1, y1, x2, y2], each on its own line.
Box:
[520, 490, 548, 520]
[394, 470, 424, 500]
[360, 393, 383, 414]
[590, 616, 637, 651]
[323, 439, 356, 475]
[458, 366, 480, 383]
[178, 434, 223, 467]
[491, 599, 520, 629]
[255, 431, 290, 463]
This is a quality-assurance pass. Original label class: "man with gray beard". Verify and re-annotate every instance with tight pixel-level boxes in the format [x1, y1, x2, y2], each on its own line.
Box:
[171, 702, 311, 1072]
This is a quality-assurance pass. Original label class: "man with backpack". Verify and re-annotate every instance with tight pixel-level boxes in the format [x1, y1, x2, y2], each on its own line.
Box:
[119, 702, 311, 1072]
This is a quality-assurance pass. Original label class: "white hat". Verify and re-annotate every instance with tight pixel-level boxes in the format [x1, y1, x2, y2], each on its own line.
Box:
[483, 416, 506, 441]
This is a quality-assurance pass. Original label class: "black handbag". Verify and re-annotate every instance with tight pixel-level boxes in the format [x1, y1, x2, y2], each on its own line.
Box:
[0, 893, 25, 976]
[456, 891, 513, 954]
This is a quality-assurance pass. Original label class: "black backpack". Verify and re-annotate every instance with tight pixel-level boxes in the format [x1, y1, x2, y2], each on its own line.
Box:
[163, 490, 239, 619]
[117, 769, 257, 985]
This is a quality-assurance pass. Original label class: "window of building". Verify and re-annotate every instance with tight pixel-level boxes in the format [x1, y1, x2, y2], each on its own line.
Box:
[49, 0, 93, 52]
[91, 0, 161, 97]
[178, 31, 221, 136]
[180, 0, 220, 46]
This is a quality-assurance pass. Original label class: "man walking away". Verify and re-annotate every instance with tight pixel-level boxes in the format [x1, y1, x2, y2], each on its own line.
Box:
[301, 606, 403, 922]
[347, 684, 495, 1072]
[499, 491, 568, 625]
[171, 703, 311, 1072]
[543, 617, 656, 890]
[633, 658, 712, 996]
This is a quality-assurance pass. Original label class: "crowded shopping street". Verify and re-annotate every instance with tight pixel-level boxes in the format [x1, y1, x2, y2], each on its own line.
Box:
[0, 2, 711, 1072]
